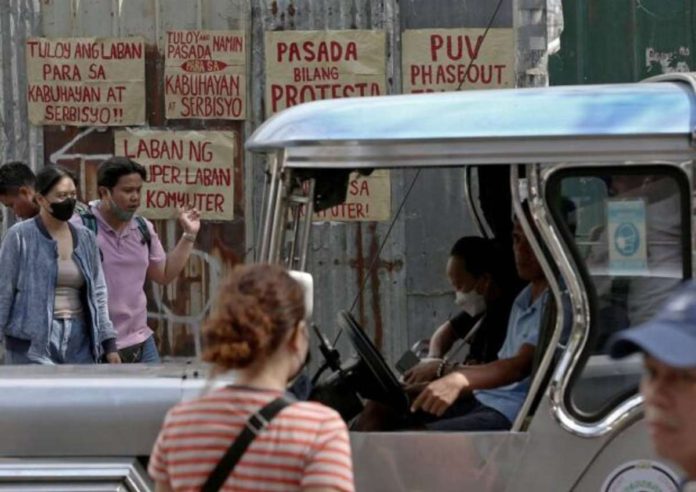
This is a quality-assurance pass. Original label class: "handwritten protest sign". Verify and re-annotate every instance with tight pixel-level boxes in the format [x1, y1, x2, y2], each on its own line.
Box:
[264, 30, 386, 116]
[114, 129, 235, 221]
[311, 170, 390, 222]
[402, 28, 514, 93]
[27, 37, 145, 126]
[265, 31, 390, 221]
[165, 30, 246, 120]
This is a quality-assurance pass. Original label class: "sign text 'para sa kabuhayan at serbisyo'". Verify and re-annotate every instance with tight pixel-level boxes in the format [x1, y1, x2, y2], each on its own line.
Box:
[26, 37, 145, 126]
[402, 28, 514, 92]
[165, 30, 246, 120]
[264, 30, 386, 116]
[114, 129, 235, 221]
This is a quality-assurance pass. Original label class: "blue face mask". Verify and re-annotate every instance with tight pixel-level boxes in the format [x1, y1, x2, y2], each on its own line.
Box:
[107, 194, 135, 222]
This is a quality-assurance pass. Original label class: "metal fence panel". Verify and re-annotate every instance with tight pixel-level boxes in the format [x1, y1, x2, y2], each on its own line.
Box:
[0, 0, 43, 231]
[0, 0, 547, 366]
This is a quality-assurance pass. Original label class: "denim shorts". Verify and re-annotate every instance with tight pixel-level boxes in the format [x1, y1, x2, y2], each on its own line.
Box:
[5, 317, 94, 365]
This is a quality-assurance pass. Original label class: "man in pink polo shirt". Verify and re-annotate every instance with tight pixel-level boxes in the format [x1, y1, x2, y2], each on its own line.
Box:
[73, 157, 200, 362]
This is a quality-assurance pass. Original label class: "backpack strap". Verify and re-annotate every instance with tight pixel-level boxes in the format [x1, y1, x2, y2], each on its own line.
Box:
[134, 215, 151, 252]
[78, 209, 99, 236]
[201, 396, 294, 492]
[78, 209, 103, 262]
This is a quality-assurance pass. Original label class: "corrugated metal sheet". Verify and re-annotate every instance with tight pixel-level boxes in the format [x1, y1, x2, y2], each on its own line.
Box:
[0, 0, 43, 233]
[0, 0, 548, 365]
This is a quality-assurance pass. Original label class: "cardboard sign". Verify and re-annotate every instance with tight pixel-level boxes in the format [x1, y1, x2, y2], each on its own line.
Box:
[264, 30, 386, 116]
[114, 129, 235, 221]
[608, 200, 648, 276]
[402, 28, 514, 93]
[165, 30, 246, 120]
[26, 37, 145, 126]
[313, 171, 390, 222]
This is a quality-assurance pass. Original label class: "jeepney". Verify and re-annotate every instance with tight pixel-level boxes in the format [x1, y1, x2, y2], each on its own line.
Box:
[1, 73, 695, 491]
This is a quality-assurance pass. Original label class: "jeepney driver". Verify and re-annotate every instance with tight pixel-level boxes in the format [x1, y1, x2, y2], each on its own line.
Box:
[609, 282, 696, 487]
[409, 213, 550, 430]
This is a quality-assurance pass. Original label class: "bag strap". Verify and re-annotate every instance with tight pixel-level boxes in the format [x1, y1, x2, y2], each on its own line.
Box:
[134, 216, 151, 251]
[201, 396, 293, 492]
[78, 209, 98, 235]
[78, 208, 104, 262]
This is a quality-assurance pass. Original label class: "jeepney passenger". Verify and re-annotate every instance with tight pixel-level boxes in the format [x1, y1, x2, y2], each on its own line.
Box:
[409, 216, 550, 430]
[403, 236, 518, 384]
[609, 281, 696, 488]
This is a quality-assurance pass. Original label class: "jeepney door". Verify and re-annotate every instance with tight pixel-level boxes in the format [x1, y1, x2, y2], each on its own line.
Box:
[512, 162, 693, 491]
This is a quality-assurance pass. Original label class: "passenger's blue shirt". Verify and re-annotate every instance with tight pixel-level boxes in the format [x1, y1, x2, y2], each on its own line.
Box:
[474, 284, 548, 423]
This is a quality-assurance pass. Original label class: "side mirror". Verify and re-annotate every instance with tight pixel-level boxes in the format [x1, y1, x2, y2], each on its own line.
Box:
[289, 270, 313, 321]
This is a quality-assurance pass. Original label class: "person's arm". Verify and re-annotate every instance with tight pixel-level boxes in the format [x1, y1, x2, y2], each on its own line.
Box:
[86, 231, 120, 363]
[301, 413, 354, 492]
[411, 343, 535, 417]
[403, 314, 472, 384]
[147, 207, 200, 285]
[0, 228, 21, 331]
[428, 320, 458, 358]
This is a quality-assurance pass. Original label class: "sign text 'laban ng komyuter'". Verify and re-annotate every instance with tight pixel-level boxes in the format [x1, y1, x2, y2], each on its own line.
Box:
[115, 129, 235, 221]
[165, 30, 246, 120]
[27, 37, 145, 126]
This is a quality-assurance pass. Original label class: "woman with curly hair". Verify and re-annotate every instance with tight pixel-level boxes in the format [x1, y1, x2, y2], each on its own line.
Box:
[149, 264, 354, 492]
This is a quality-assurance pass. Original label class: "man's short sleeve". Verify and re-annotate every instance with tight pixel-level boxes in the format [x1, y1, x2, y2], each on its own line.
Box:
[145, 219, 166, 266]
[522, 293, 550, 348]
[301, 412, 355, 492]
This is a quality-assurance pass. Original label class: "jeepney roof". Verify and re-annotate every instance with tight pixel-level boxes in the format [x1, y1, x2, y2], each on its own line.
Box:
[247, 77, 696, 168]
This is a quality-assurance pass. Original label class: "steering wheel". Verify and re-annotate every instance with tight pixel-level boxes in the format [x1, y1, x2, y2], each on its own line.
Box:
[338, 310, 409, 411]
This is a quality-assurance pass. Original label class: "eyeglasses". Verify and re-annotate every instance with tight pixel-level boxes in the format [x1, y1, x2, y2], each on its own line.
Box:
[51, 191, 78, 201]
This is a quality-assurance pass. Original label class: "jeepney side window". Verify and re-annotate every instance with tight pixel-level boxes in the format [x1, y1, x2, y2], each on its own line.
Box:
[548, 167, 691, 418]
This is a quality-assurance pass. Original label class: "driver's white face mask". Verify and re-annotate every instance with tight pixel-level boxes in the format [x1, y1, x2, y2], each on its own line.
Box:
[455, 288, 486, 317]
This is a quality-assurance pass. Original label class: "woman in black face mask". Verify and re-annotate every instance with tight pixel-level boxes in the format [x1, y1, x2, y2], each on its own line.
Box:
[0, 166, 120, 365]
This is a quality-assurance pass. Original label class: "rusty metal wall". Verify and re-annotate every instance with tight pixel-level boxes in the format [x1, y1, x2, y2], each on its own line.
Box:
[251, 0, 549, 365]
[0, 0, 43, 233]
[0, 0, 549, 365]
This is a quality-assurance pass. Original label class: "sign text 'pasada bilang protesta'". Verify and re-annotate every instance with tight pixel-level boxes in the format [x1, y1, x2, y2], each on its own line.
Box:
[115, 129, 235, 221]
[402, 28, 514, 92]
[26, 37, 145, 126]
[264, 30, 386, 116]
[165, 30, 246, 120]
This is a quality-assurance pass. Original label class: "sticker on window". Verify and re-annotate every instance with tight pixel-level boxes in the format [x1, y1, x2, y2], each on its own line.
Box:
[607, 199, 648, 276]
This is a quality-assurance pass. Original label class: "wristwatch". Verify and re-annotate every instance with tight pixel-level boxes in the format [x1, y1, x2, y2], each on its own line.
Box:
[182, 232, 197, 243]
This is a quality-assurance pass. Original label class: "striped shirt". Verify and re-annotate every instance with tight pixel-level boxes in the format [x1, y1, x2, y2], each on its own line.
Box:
[148, 386, 354, 492]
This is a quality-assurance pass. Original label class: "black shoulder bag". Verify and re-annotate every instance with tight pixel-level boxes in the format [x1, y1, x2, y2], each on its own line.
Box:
[201, 396, 294, 492]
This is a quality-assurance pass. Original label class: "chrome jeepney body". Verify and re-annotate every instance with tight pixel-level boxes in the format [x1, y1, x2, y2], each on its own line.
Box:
[246, 73, 696, 491]
[0, 74, 695, 491]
